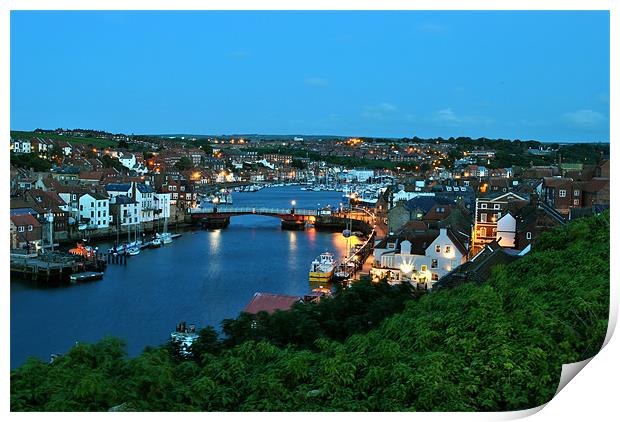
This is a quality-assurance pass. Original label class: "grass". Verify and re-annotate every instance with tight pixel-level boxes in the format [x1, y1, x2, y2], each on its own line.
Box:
[11, 131, 118, 149]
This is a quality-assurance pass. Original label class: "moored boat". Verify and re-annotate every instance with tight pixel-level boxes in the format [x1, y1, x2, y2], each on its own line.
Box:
[309, 252, 337, 282]
[69, 271, 104, 284]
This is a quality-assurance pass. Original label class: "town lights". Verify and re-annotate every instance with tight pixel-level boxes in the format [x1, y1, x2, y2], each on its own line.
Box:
[400, 263, 413, 274]
[291, 200, 296, 206]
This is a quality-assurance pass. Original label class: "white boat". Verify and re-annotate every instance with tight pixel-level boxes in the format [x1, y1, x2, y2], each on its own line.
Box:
[157, 232, 173, 244]
[127, 246, 141, 256]
[171, 321, 199, 356]
[309, 252, 337, 281]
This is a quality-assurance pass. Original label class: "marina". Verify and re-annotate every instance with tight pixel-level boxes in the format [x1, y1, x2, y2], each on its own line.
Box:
[10, 186, 364, 368]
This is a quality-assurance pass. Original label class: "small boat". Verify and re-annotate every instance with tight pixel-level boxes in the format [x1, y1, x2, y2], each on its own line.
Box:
[309, 252, 337, 282]
[170, 321, 199, 356]
[70, 271, 104, 284]
[127, 246, 141, 256]
[148, 237, 162, 248]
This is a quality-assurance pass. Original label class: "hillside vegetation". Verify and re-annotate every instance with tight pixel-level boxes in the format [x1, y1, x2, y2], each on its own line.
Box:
[10, 213, 609, 411]
[11, 130, 118, 149]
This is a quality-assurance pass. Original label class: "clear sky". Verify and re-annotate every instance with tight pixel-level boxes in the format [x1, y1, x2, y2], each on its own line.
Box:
[10, 10, 610, 142]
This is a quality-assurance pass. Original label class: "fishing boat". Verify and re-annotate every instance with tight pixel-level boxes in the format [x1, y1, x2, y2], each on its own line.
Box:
[309, 252, 337, 282]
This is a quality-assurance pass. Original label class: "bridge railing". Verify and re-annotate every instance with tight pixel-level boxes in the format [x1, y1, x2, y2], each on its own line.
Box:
[190, 206, 318, 216]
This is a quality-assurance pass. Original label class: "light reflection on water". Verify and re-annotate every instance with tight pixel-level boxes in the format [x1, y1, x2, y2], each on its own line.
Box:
[10, 187, 354, 368]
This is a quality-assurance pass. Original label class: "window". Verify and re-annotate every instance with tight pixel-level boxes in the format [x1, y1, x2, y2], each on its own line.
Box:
[432, 273, 439, 281]
[574, 190, 580, 197]
[91, 202, 94, 207]
[480, 213, 487, 223]
[431, 259, 438, 268]
[480, 203, 487, 209]
[18, 226, 25, 232]
[27, 225, 33, 231]
[421, 265, 427, 272]
[80, 205, 84, 211]
[494, 204, 500, 210]
[445, 245, 451, 254]
[573, 199, 579, 206]
[559, 189, 567, 198]
[72, 194, 77, 200]
[526, 232, 532, 240]
[435, 245, 441, 253]
[91, 211, 94, 217]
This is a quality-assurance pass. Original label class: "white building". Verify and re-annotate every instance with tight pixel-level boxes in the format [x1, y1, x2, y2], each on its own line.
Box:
[154, 192, 171, 220]
[11, 139, 31, 154]
[78, 193, 110, 229]
[371, 228, 468, 289]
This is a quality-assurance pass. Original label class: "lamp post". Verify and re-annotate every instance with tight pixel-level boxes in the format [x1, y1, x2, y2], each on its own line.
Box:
[291, 200, 296, 215]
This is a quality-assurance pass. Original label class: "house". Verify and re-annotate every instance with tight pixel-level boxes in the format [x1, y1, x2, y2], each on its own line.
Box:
[387, 196, 446, 233]
[10, 214, 43, 251]
[371, 227, 469, 289]
[11, 138, 32, 154]
[78, 192, 111, 229]
[244, 293, 303, 314]
[109, 195, 139, 227]
[154, 192, 172, 220]
[22, 189, 69, 240]
[470, 191, 529, 256]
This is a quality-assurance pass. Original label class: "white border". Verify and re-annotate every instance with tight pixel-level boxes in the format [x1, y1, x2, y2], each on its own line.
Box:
[1, 1, 617, 421]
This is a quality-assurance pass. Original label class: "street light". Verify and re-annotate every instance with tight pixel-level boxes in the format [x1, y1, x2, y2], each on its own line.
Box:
[291, 200, 296, 206]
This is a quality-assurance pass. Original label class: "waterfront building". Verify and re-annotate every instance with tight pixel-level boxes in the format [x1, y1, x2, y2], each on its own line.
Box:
[109, 195, 139, 226]
[10, 213, 43, 252]
[78, 192, 111, 229]
[371, 227, 469, 289]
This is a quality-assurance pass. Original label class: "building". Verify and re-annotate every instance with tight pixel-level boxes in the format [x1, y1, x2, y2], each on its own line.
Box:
[470, 192, 529, 256]
[371, 227, 469, 289]
[10, 213, 43, 251]
[78, 192, 110, 229]
[109, 195, 139, 227]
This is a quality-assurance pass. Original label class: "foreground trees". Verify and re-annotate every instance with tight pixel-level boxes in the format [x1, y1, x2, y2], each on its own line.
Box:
[11, 213, 609, 411]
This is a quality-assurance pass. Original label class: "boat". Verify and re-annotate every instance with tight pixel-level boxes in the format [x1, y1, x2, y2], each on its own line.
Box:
[148, 237, 162, 248]
[309, 252, 337, 282]
[69, 271, 104, 284]
[69, 241, 97, 258]
[127, 246, 141, 256]
[170, 321, 199, 356]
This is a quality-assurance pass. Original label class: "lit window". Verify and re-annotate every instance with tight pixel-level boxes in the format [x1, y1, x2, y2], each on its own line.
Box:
[431, 259, 438, 268]
[526, 232, 532, 240]
[445, 245, 451, 254]
[480, 213, 487, 223]
[559, 189, 567, 198]
[573, 199, 579, 206]
[421, 265, 427, 272]
[574, 190, 580, 197]
[435, 245, 441, 253]
[18, 226, 25, 232]
[480, 203, 487, 209]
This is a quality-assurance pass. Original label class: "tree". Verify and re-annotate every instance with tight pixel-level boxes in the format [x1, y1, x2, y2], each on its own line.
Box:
[175, 157, 193, 171]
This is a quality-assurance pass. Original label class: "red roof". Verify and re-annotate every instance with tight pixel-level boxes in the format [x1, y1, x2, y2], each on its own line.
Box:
[244, 293, 302, 314]
[10, 213, 42, 228]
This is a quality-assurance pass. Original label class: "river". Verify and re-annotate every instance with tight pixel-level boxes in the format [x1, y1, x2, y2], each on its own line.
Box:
[10, 186, 359, 369]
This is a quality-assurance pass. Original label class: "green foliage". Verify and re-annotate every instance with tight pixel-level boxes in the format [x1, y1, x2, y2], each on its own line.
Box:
[175, 156, 193, 171]
[11, 130, 118, 148]
[11, 213, 609, 411]
[10, 153, 52, 172]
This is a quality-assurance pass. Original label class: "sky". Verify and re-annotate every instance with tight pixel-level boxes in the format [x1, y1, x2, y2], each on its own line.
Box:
[10, 10, 610, 142]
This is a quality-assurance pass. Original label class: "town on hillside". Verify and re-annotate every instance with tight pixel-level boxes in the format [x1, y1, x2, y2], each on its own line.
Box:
[9, 128, 610, 292]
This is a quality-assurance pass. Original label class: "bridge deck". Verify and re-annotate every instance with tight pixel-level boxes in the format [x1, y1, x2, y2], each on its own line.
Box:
[190, 206, 319, 216]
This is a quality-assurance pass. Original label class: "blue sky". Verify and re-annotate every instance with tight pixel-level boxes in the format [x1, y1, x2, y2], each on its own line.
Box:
[11, 11, 610, 142]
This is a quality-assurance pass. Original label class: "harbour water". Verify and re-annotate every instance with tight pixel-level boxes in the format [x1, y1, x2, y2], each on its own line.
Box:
[10, 186, 358, 369]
